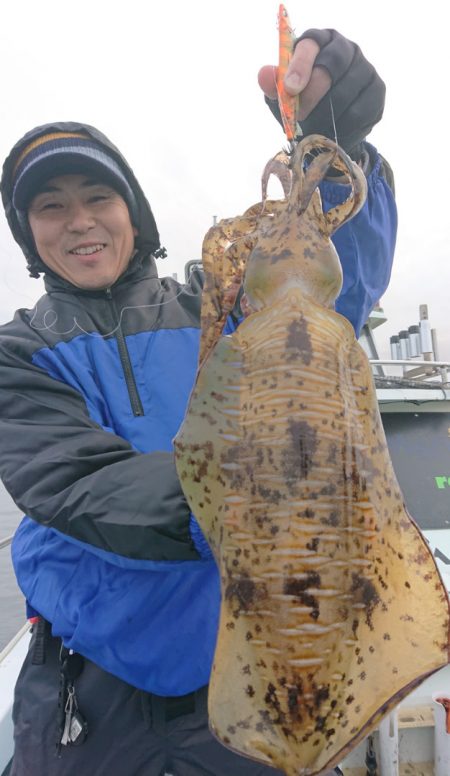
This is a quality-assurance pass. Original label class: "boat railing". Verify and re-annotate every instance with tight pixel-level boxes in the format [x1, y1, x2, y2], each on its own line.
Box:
[0, 535, 13, 551]
[370, 358, 450, 384]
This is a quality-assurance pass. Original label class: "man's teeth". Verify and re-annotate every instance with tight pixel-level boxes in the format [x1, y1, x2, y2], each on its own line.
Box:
[71, 244, 105, 256]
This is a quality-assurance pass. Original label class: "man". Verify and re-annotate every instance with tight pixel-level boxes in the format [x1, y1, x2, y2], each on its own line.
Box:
[0, 29, 396, 776]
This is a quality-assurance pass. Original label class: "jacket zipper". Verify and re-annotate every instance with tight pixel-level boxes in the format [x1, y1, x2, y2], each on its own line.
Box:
[105, 288, 144, 417]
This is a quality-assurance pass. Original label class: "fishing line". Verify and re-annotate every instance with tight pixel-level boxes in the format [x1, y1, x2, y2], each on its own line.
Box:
[321, 96, 340, 176]
[329, 96, 338, 146]
[29, 286, 188, 338]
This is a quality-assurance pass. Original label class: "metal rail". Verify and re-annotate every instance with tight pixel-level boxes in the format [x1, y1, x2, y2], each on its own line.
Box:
[370, 358, 450, 383]
[370, 359, 450, 368]
[0, 535, 13, 551]
[0, 620, 30, 664]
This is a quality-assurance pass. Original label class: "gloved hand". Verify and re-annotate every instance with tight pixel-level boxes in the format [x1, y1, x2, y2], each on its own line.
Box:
[258, 29, 385, 159]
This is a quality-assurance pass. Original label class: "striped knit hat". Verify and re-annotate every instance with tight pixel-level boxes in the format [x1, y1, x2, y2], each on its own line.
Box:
[12, 131, 139, 222]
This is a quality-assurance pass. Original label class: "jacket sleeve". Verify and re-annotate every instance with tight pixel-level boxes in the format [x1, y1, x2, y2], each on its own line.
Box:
[0, 325, 199, 562]
[324, 144, 397, 337]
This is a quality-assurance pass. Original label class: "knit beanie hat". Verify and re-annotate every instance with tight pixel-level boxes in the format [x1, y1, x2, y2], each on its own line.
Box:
[12, 131, 139, 223]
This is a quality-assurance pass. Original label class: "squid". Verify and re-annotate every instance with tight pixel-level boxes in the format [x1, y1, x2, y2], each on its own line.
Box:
[174, 135, 450, 775]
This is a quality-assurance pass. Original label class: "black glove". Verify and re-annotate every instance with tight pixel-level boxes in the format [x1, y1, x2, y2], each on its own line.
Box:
[266, 29, 385, 159]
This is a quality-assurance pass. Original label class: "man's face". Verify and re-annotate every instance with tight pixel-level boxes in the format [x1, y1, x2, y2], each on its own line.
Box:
[27, 174, 137, 290]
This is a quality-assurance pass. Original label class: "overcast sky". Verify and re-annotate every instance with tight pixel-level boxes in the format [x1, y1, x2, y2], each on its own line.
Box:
[0, 0, 448, 361]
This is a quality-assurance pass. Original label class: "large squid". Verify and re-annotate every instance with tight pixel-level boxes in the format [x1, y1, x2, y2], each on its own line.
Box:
[174, 135, 450, 775]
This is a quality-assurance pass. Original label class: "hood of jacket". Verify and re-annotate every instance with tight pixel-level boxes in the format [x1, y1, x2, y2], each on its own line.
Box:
[0, 121, 162, 279]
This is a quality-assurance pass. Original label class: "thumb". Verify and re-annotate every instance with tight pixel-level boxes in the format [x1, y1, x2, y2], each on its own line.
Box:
[284, 38, 320, 95]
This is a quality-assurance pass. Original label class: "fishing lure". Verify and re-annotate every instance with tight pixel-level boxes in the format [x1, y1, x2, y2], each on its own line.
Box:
[276, 4, 301, 144]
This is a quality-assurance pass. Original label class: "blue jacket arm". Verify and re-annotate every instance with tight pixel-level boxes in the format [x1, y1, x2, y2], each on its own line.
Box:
[322, 145, 397, 337]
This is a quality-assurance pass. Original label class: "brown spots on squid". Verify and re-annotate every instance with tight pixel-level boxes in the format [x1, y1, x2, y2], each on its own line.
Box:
[322, 510, 339, 526]
[199, 411, 218, 426]
[284, 572, 321, 598]
[236, 717, 252, 730]
[350, 574, 380, 630]
[269, 248, 292, 265]
[282, 419, 317, 485]
[264, 683, 286, 726]
[314, 686, 330, 709]
[320, 483, 337, 496]
[413, 546, 433, 566]
[256, 710, 275, 734]
[284, 573, 321, 620]
[255, 484, 283, 508]
[183, 450, 211, 483]
[287, 687, 302, 722]
[224, 573, 268, 617]
[286, 317, 312, 364]
[210, 391, 226, 402]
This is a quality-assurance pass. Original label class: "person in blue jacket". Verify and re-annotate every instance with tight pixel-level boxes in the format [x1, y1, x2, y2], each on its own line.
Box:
[0, 28, 396, 776]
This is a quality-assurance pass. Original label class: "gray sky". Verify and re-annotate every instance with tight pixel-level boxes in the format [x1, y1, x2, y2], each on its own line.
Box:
[0, 0, 448, 361]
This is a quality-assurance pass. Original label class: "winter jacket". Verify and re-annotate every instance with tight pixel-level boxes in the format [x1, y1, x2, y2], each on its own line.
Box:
[0, 122, 397, 694]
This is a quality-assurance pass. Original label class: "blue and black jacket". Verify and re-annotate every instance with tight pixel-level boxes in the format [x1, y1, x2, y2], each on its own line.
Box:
[0, 122, 397, 695]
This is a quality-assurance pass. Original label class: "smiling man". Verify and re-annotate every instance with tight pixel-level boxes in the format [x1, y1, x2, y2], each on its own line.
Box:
[10, 131, 145, 288]
[0, 27, 396, 776]
[27, 175, 137, 289]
